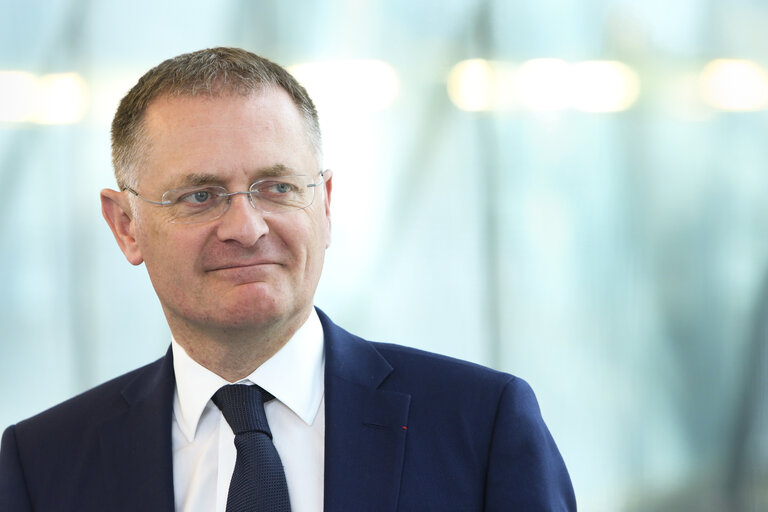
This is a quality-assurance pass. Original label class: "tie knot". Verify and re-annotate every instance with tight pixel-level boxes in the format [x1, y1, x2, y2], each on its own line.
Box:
[212, 384, 274, 436]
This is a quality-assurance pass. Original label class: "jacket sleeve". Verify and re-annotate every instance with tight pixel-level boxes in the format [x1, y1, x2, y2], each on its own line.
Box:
[484, 377, 577, 511]
[0, 425, 34, 512]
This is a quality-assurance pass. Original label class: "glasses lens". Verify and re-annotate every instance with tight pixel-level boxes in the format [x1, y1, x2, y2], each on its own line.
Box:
[163, 186, 228, 224]
[249, 175, 316, 213]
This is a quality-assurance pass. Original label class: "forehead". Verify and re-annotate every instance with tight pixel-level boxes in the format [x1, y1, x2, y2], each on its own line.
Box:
[139, 89, 315, 188]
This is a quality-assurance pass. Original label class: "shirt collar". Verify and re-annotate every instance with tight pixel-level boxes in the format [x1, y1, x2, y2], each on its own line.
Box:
[172, 309, 325, 442]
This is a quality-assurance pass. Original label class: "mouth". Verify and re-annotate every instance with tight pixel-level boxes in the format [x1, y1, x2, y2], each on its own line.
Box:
[207, 261, 283, 272]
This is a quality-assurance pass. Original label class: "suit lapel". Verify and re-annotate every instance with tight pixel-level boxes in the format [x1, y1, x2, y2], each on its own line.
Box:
[92, 313, 410, 511]
[319, 310, 411, 512]
[98, 349, 176, 512]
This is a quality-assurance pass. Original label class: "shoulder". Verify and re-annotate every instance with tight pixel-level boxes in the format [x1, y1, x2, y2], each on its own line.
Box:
[370, 341, 541, 416]
[1, 353, 175, 511]
[11, 353, 169, 439]
[366, 344, 575, 509]
[372, 340, 517, 389]
[318, 308, 531, 405]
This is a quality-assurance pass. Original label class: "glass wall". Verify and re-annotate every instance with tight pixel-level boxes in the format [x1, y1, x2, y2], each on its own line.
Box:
[2, 0, 767, 509]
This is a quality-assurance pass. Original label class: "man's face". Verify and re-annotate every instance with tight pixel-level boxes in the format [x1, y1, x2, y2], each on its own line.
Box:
[109, 89, 331, 335]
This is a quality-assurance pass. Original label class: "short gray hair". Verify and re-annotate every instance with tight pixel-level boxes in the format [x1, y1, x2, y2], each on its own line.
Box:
[111, 47, 322, 188]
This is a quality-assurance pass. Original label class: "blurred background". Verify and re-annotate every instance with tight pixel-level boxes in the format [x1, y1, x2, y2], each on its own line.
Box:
[2, 0, 768, 510]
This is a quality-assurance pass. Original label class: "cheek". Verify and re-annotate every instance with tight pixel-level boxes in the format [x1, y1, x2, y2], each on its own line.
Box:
[305, 222, 330, 273]
[139, 225, 204, 276]
[278, 226, 325, 280]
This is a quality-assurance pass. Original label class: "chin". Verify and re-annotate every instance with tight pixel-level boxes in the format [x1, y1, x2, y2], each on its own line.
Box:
[198, 307, 286, 331]
[218, 289, 299, 327]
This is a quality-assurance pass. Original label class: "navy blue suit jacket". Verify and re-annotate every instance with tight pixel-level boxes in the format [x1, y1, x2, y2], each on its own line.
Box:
[1, 310, 576, 511]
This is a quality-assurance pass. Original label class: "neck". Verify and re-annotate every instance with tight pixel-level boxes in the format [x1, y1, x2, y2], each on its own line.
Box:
[166, 309, 311, 382]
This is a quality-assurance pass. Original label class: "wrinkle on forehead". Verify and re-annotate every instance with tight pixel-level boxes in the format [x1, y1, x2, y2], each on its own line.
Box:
[138, 91, 317, 194]
[163, 164, 303, 190]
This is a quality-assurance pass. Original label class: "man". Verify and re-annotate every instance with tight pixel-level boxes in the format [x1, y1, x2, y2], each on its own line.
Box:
[0, 48, 576, 511]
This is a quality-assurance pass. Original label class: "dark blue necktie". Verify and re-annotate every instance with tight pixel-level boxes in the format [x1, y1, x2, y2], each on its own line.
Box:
[212, 384, 292, 512]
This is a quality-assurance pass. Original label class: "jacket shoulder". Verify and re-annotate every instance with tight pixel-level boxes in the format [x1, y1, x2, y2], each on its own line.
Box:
[372, 341, 518, 389]
[13, 354, 168, 437]
[2, 352, 175, 512]
[369, 344, 576, 510]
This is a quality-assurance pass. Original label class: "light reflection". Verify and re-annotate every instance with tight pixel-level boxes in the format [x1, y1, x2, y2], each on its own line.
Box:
[0, 71, 88, 124]
[0, 71, 39, 122]
[35, 73, 89, 124]
[699, 59, 768, 111]
[570, 61, 640, 113]
[515, 58, 572, 111]
[447, 59, 495, 112]
[447, 59, 640, 113]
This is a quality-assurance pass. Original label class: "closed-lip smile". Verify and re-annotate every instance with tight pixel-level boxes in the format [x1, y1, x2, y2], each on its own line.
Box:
[207, 260, 282, 272]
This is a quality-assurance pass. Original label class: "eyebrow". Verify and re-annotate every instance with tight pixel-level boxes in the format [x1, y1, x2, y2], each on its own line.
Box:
[252, 164, 297, 178]
[170, 164, 299, 189]
[176, 173, 222, 187]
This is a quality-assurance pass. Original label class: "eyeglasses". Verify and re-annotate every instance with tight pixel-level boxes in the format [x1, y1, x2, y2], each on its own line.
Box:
[123, 171, 326, 224]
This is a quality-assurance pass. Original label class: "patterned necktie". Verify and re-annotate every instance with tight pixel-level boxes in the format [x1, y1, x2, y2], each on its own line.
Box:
[212, 384, 292, 512]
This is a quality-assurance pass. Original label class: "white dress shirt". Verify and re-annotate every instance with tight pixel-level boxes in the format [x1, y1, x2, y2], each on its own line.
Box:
[171, 310, 325, 512]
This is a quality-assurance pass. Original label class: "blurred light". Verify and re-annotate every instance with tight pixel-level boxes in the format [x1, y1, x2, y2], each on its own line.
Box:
[447, 59, 495, 111]
[570, 61, 640, 112]
[34, 73, 89, 124]
[447, 59, 640, 113]
[289, 60, 399, 114]
[0, 71, 88, 124]
[515, 58, 572, 111]
[0, 71, 39, 122]
[700, 59, 768, 111]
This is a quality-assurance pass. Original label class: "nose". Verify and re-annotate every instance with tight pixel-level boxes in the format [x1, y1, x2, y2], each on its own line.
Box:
[215, 193, 269, 246]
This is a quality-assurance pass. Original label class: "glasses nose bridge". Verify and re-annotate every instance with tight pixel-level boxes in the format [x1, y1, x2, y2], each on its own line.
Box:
[225, 189, 259, 212]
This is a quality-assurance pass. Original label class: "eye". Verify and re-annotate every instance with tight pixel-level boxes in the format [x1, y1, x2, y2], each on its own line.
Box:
[269, 181, 294, 194]
[256, 180, 298, 197]
[178, 188, 217, 205]
[275, 182, 292, 193]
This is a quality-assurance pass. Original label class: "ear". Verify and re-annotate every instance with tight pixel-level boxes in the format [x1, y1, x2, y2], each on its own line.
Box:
[321, 170, 333, 248]
[100, 188, 144, 265]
